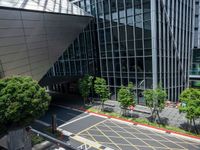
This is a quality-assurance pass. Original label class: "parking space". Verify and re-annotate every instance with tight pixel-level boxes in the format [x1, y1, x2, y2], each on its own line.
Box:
[75, 119, 200, 150]
[34, 105, 200, 150]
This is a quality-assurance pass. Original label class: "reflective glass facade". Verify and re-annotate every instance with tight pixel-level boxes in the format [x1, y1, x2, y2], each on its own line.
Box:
[46, 0, 194, 103]
[190, 0, 200, 88]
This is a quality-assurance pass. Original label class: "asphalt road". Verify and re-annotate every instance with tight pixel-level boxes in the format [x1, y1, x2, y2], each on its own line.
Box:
[33, 105, 200, 150]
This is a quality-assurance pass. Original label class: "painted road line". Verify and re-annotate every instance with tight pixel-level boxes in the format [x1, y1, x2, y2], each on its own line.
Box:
[56, 118, 66, 123]
[66, 112, 77, 117]
[170, 132, 200, 143]
[58, 114, 91, 128]
[52, 105, 200, 143]
[35, 119, 50, 126]
[94, 126, 122, 150]
[110, 118, 133, 126]
[89, 112, 108, 119]
[57, 128, 73, 136]
[52, 104, 86, 114]
[76, 119, 107, 135]
[71, 135, 114, 150]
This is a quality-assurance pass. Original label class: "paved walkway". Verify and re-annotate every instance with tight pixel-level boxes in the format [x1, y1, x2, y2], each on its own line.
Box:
[92, 100, 200, 129]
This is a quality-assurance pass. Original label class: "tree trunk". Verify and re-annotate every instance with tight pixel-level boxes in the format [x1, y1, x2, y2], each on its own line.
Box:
[156, 110, 161, 124]
[101, 101, 104, 111]
[83, 97, 86, 106]
[151, 108, 156, 122]
[189, 119, 192, 132]
[7, 128, 31, 150]
[193, 118, 198, 134]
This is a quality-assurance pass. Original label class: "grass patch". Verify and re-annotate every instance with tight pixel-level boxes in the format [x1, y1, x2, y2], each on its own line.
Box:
[45, 127, 63, 139]
[86, 107, 200, 137]
[31, 133, 45, 146]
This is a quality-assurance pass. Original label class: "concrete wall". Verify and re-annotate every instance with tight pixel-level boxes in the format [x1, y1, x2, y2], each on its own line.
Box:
[0, 7, 91, 80]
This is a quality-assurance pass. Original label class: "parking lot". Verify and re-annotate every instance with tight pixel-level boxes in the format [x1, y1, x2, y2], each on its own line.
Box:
[35, 105, 200, 150]
[77, 119, 200, 150]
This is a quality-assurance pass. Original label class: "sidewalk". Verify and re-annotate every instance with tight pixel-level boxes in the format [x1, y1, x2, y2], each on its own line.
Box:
[92, 100, 200, 128]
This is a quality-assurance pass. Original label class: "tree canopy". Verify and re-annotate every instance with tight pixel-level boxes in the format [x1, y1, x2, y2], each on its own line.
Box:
[143, 85, 167, 112]
[78, 75, 93, 104]
[143, 85, 167, 122]
[179, 88, 200, 126]
[0, 76, 51, 132]
[118, 83, 135, 109]
[94, 77, 110, 110]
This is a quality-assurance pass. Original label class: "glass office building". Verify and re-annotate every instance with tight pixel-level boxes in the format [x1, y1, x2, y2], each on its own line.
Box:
[190, 0, 200, 88]
[45, 0, 194, 104]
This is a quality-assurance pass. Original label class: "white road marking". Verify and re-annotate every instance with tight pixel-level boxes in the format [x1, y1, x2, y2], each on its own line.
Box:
[56, 118, 66, 123]
[89, 113, 108, 119]
[35, 120, 50, 126]
[110, 118, 133, 125]
[52, 104, 200, 144]
[71, 135, 114, 150]
[52, 104, 87, 113]
[66, 112, 77, 117]
[58, 114, 91, 128]
[57, 128, 73, 136]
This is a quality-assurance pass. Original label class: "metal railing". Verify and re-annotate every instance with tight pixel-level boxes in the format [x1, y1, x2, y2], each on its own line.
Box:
[30, 128, 76, 150]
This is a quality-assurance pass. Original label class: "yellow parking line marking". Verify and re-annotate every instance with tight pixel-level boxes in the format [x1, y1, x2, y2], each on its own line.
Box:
[100, 141, 175, 149]
[105, 120, 155, 149]
[95, 126, 122, 150]
[82, 131, 200, 148]
[127, 122, 187, 150]
[71, 135, 103, 149]
[76, 119, 107, 135]
[118, 124, 170, 149]
[86, 130, 101, 145]
[163, 134, 200, 149]
[102, 122, 141, 150]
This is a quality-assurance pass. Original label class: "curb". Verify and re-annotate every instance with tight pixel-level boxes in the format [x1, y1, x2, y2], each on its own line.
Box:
[53, 104, 200, 143]
[86, 110, 200, 143]
[32, 141, 53, 150]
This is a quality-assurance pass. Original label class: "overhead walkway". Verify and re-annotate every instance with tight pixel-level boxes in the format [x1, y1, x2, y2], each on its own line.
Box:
[0, 0, 92, 81]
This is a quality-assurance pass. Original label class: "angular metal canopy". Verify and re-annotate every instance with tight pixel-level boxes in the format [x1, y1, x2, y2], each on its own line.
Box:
[0, 0, 92, 81]
[0, 0, 91, 16]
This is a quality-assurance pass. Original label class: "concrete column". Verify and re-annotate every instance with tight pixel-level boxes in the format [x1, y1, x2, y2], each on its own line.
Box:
[151, 0, 158, 89]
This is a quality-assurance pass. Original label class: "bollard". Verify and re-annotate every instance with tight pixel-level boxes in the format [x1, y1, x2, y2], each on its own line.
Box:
[52, 114, 57, 134]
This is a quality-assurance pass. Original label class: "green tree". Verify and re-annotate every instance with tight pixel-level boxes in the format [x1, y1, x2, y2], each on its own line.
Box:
[143, 85, 167, 123]
[0, 76, 51, 132]
[118, 83, 135, 116]
[78, 75, 94, 105]
[179, 88, 200, 133]
[143, 89, 154, 114]
[94, 77, 110, 111]
[0, 76, 51, 148]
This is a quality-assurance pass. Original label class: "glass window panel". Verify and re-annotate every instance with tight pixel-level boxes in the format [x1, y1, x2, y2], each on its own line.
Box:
[145, 57, 152, 72]
[136, 40, 143, 49]
[136, 57, 144, 72]
[129, 58, 135, 72]
[105, 28, 111, 42]
[135, 25, 142, 39]
[143, 0, 151, 13]
[121, 58, 127, 72]
[127, 25, 134, 40]
[108, 59, 113, 71]
[128, 41, 134, 49]
[119, 26, 126, 41]
[115, 58, 120, 71]
[111, 0, 116, 12]
[144, 39, 151, 48]
[102, 59, 107, 71]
